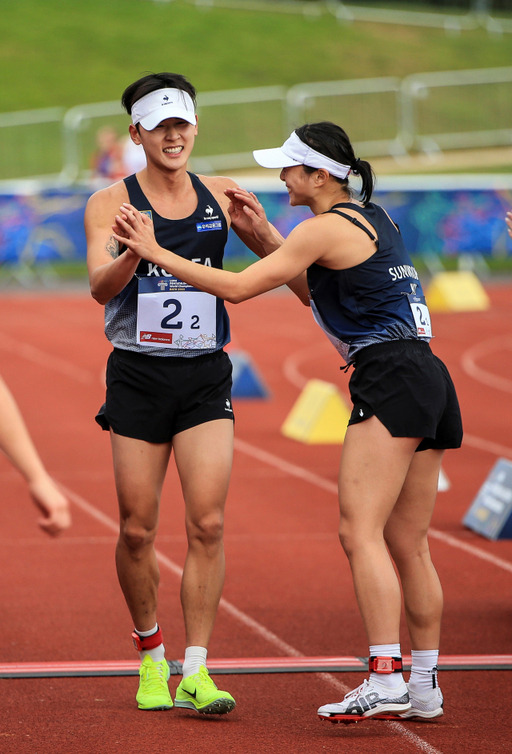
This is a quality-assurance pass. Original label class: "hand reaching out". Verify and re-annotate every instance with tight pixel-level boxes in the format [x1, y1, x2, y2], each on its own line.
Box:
[225, 188, 274, 247]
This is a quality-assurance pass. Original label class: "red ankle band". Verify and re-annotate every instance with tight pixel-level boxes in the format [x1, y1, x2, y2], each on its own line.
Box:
[369, 656, 403, 673]
[132, 627, 163, 652]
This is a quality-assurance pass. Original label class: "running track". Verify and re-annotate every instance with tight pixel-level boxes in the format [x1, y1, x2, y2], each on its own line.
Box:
[1, 283, 511, 753]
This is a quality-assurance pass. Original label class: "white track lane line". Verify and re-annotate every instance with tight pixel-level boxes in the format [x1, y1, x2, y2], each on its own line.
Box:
[234, 439, 512, 576]
[60, 483, 304, 659]
[461, 336, 512, 393]
[0, 332, 94, 384]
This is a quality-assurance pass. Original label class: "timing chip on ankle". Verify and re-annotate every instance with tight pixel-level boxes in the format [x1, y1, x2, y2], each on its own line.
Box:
[369, 656, 403, 673]
[132, 626, 163, 652]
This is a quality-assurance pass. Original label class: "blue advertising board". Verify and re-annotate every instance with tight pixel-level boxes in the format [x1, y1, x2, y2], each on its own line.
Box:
[1, 181, 511, 267]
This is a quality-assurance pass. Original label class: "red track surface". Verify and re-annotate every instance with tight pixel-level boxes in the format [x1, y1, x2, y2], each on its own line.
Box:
[1, 284, 511, 753]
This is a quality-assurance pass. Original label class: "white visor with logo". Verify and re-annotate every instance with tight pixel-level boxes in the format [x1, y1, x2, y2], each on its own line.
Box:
[131, 88, 196, 130]
[253, 131, 351, 179]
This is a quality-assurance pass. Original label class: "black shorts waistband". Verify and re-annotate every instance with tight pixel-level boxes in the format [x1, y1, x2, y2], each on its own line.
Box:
[112, 347, 226, 366]
[354, 339, 431, 366]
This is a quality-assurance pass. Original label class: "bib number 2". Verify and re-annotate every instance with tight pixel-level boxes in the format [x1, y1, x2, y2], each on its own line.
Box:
[137, 277, 217, 349]
[407, 292, 432, 338]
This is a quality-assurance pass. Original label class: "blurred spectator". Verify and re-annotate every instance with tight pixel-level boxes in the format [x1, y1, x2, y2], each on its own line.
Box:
[506, 210, 512, 239]
[90, 126, 126, 182]
[122, 135, 147, 174]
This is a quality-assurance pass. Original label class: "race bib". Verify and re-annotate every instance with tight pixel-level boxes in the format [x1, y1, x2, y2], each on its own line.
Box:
[407, 291, 432, 338]
[137, 277, 217, 349]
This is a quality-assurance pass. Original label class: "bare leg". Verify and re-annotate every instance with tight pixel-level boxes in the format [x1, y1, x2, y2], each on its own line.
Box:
[173, 419, 233, 648]
[111, 432, 172, 631]
[337, 416, 420, 644]
[384, 448, 445, 650]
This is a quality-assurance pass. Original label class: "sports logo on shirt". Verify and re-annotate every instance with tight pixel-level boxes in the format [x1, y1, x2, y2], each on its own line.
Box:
[196, 204, 222, 232]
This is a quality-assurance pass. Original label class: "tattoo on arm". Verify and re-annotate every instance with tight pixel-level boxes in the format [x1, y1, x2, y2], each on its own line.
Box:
[106, 236, 120, 259]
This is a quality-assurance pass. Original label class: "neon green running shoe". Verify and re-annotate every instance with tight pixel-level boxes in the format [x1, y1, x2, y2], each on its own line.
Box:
[136, 655, 173, 711]
[174, 666, 236, 715]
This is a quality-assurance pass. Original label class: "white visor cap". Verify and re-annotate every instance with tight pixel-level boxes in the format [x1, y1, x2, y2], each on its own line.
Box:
[253, 131, 351, 180]
[131, 88, 196, 130]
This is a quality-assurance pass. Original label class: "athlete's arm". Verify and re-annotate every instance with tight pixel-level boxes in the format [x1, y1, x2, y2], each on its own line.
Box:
[201, 177, 309, 304]
[224, 186, 310, 305]
[85, 183, 141, 305]
[113, 203, 321, 305]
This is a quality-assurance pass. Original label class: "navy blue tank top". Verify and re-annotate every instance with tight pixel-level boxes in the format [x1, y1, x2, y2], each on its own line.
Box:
[307, 202, 431, 364]
[104, 172, 231, 357]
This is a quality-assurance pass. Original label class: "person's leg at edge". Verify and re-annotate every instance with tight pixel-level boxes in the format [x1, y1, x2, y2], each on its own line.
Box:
[110, 431, 173, 710]
[318, 416, 419, 720]
[384, 448, 445, 718]
[172, 418, 236, 714]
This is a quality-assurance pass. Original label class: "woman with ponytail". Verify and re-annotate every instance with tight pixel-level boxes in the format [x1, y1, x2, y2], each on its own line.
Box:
[113, 121, 462, 724]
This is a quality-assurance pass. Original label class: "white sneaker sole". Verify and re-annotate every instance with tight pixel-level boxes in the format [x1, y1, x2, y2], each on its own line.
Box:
[174, 697, 235, 715]
[400, 706, 443, 719]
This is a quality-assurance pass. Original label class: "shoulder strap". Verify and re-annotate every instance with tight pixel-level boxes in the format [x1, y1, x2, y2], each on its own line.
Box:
[123, 174, 148, 207]
[326, 206, 377, 242]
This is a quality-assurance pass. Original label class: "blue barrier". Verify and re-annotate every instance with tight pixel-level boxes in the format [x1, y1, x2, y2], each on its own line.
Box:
[1, 182, 511, 266]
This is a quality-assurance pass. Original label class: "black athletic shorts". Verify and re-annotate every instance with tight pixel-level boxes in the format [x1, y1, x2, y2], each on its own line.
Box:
[95, 348, 234, 443]
[347, 339, 463, 451]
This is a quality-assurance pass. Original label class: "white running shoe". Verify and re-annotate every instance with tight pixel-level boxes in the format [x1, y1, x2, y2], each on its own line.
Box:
[318, 678, 411, 722]
[399, 685, 444, 719]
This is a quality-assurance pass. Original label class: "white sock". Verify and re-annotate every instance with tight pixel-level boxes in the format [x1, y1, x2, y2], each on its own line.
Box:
[409, 649, 439, 694]
[134, 624, 166, 662]
[182, 646, 207, 678]
[369, 643, 405, 689]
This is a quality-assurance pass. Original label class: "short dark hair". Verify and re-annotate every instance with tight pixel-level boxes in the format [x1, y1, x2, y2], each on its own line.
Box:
[121, 72, 197, 115]
[295, 122, 375, 204]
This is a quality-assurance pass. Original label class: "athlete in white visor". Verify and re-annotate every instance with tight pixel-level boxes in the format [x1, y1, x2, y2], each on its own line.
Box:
[253, 130, 352, 179]
[131, 87, 196, 131]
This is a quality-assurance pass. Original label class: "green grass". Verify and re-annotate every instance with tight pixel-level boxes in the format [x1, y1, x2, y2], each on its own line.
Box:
[2, 1, 511, 111]
[1, 0, 512, 179]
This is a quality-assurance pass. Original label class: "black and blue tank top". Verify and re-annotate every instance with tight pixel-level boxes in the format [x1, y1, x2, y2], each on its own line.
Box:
[307, 202, 432, 365]
[104, 172, 231, 357]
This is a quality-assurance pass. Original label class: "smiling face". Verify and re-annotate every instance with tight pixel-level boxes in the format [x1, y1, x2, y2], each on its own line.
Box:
[279, 164, 316, 206]
[129, 116, 198, 171]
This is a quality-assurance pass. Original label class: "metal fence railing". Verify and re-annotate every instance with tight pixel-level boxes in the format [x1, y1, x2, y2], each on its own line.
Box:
[151, 0, 512, 33]
[160, 0, 512, 33]
[286, 77, 405, 159]
[1, 67, 512, 187]
[399, 67, 512, 153]
[0, 108, 65, 184]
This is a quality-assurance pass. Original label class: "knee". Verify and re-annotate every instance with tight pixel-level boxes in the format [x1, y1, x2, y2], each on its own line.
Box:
[187, 511, 224, 550]
[338, 519, 358, 559]
[338, 515, 388, 560]
[385, 530, 429, 565]
[119, 516, 157, 553]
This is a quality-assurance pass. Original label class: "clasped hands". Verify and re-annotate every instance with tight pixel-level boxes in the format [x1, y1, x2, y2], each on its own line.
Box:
[112, 187, 272, 262]
[225, 187, 269, 238]
[112, 205, 160, 263]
